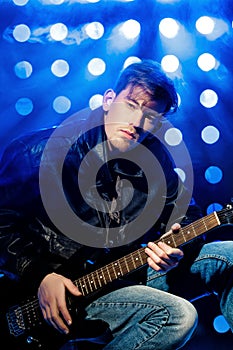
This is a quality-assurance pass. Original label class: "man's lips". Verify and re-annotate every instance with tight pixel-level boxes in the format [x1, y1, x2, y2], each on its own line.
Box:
[119, 128, 136, 139]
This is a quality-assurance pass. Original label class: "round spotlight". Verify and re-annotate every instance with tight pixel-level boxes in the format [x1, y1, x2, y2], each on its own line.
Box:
[213, 315, 230, 333]
[85, 22, 104, 40]
[13, 24, 31, 42]
[196, 16, 215, 35]
[89, 94, 103, 110]
[123, 56, 141, 69]
[205, 166, 223, 184]
[174, 168, 186, 182]
[197, 53, 216, 71]
[51, 59, 69, 77]
[159, 18, 180, 38]
[201, 125, 220, 144]
[15, 97, 33, 116]
[13, 0, 29, 5]
[164, 128, 183, 146]
[50, 23, 68, 41]
[120, 19, 141, 40]
[87, 58, 106, 76]
[53, 96, 71, 114]
[207, 203, 223, 214]
[14, 61, 33, 79]
[200, 89, 218, 108]
[161, 55, 180, 73]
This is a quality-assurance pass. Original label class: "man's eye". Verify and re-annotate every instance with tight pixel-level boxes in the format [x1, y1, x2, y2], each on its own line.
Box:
[126, 102, 137, 110]
[144, 113, 155, 121]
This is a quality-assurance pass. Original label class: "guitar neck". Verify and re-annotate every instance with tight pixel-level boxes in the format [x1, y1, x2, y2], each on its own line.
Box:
[74, 210, 221, 296]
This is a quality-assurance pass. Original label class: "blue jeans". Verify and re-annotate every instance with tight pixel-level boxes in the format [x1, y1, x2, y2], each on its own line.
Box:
[147, 240, 233, 331]
[85, 285, 197, 350]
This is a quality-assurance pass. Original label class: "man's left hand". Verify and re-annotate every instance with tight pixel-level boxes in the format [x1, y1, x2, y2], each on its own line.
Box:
[145, 223, 184, 272]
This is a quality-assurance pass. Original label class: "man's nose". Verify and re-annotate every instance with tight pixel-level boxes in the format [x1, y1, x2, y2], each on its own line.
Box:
[131, 112, 144, 128]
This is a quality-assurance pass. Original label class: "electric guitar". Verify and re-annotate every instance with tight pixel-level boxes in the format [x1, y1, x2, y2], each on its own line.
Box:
[2, 205, 233, 349]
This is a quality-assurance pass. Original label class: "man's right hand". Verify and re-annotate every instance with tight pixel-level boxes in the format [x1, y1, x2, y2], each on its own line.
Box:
[37, 272, 82, 334]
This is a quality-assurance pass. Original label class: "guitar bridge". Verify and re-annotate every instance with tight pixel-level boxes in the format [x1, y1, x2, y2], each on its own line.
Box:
[6, 304, 25, 337]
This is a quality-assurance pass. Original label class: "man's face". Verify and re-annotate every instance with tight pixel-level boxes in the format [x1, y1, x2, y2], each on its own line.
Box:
[104, 85, 166, 153]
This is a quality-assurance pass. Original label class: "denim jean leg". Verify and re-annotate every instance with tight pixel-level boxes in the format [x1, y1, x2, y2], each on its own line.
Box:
[147, 240, 233, 332]
[86, 285, 198, 350]
[189, 241, 233, 331]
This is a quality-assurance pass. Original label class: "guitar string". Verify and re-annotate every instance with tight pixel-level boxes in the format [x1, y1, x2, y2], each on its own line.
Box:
[11, 210, 233, 319]
[75, 213, 221, 289]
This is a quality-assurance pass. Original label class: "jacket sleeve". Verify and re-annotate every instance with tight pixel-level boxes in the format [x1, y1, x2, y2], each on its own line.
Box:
[0, 208, 67, 292]
[0, 138, 63, 290]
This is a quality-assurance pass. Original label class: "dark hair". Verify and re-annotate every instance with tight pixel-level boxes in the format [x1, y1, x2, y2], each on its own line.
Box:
[114, 59, 178, 114]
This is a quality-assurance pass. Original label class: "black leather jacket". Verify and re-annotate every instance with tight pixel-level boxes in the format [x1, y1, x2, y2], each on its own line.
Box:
[0, 107, 202, 290]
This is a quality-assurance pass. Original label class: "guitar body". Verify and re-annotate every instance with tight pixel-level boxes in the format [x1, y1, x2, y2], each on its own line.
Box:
[0, 282, 112, 350]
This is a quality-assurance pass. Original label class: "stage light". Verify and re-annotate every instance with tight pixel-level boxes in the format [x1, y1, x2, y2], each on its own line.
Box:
[87, 58, 106, 76]
[84, 22, 104, 40]
[15, 98, 33, 116]
[174, 168, 186, 182]
[50, 23, 68, 41]
[14, 61, 33, 79]
[201, 125, 220, 144]
[196, 16, 215, 35]
[161, 55, 180, 73]
[200, 89, 218, 108]
[13, 0, 29, 5]
[13, 24, 31, 42]
[52, 96, 71, 114]
[159, 18, 180, 38]
[205, 166, 223, 184]
[89, 94, 103, 110]
[207, 203, 223, 214]
[197, 53, 217, 72]
[51, 59, 70, 77]
[108, 20, 140, 52]
[123, 56, 141, 68]
[164, 128, 183, 146]
[119, 20, 141, 40]
[213, 315, 230, 333]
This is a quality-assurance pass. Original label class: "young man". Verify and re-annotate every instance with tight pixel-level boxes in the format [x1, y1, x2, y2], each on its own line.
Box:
[0, 60, 232, 349]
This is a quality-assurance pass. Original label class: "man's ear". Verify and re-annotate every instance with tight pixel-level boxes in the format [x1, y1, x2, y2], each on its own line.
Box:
[103, 89, 116, 112]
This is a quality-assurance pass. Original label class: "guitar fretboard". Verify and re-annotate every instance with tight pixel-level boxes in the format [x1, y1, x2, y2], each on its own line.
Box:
[73, 210, 221, 296]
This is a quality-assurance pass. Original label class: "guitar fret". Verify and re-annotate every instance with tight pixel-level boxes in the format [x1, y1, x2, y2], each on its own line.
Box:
[181, 230, 187, 243]
[202, 217, 208, 230]
[89, 272, 97, 290]
[100, 267, 107, 284]
[162, 234, 177, 247]
[130, 254, 137, 269]
[135, 253, 142, 267]
[76, 281, 84, 295]
[106, 265, 113, 283]
[87, 274, 94, 292]
[79, 277, 90, 295]
[124, 256, 130, 273]
[138, 251, 144, 265]
[94, 271, 103, 289]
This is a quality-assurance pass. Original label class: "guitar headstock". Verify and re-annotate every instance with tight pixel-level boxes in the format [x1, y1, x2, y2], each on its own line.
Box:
[217, 204, 233, 225]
